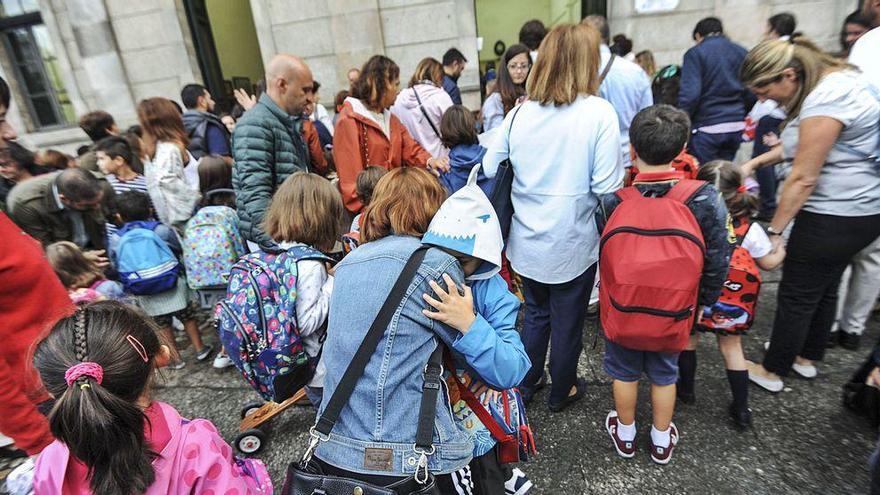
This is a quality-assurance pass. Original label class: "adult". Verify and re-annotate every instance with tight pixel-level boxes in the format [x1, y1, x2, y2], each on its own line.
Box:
[180, 83, 232, 163]
[839, 10, 872, 58]
[35, 149, 75, 171]
[481, 44, 531, 133]
[314, 167, 525, 491]
[765, 12, 797, 40]
[483, 23, 623, 411]
[850, 0, 880, 88]
[0, 142, 47, 207]
[610, 34, 634, 59]
[519, 19, 547, 63]
[138, 97, 200, 230]
[582, 15, 653, 169]
[347, 67, 360, 88]
[308, 80, 334, 138]
[232, 54, 315, 251]
[635, 49, 656, 77]
[391, 57, 454, 158]
[77, 110, 119, 172]
[678, 17, 751, 165]
[441, 48, 467, 105]
[333, 55, 448, 214]
[739, 39, 880, 391]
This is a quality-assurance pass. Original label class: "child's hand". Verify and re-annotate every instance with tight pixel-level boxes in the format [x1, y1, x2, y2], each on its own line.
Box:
[762, 132, 780, 148]
[422, 274, 476, 333]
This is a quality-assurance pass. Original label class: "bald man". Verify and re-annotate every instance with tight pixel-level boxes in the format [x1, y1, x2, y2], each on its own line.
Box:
[232, 54, 316, 250]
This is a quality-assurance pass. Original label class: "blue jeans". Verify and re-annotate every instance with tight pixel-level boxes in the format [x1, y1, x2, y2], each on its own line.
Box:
[752, 116, 784, 216]
[519, 264, 597, 405]
[688, 130, 742, 165]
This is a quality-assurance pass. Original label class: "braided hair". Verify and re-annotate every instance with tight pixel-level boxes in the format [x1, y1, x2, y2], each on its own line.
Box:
[33, 301, 161, 495]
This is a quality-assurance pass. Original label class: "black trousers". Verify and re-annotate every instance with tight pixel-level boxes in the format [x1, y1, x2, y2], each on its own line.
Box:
[763, 211, 880, 376]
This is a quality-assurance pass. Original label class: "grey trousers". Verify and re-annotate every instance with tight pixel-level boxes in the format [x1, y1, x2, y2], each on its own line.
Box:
[834, 235, 880, 336]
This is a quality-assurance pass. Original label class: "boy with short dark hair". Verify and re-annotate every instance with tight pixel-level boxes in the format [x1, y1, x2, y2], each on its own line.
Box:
[595, 104, 732, 464]
[95, 136, 149, 238]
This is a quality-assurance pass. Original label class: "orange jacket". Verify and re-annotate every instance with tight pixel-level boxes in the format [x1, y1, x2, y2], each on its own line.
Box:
[333, 101, 431, 212]
[302, 119, 328, 175]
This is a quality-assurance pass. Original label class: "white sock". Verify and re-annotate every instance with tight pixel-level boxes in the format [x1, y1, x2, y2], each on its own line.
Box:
[617, 420, 636, 442]
[651, 425, 670, 448]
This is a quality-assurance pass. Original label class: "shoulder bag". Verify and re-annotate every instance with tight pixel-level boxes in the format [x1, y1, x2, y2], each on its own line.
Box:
[489, 104, 524, 240]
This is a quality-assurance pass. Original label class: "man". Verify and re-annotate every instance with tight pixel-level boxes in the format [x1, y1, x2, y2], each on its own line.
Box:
[0, 74, 75, 461]
[851, 0, 880, 89]
[678, 17, 751, 165]
[347, 67, 360, 88]
[77, 110, 119, 172]
[582, 16, 653, 168]
[232, 54, 315, 251]
[519, 19, 547, 63]
[181, 83, 232, 163]
[441, 48, 467, 105]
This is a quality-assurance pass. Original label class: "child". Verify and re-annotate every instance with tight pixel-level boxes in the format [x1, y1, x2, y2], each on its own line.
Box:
[421, 166, 534, 494]
[677, 160, 786, 429]
[261, 172, 343, 407]
[95, 136, 150, 239]
[438, 105, 492, 196]
[595, 105, 732, 464]
[46, 241, 125, 304]
[350, 165, 386, 233]
[32, 301, 272, 494]
[110, 191, 212, 369]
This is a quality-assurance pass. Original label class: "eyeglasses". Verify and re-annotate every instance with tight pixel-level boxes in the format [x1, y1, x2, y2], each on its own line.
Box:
[507, 63, 530, 72]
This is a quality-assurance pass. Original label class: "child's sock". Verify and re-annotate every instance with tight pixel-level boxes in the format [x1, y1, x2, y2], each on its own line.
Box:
[651, 425, 671, 448]
[617, 420, 636, 442]
[677, 350, 697, 397]
[726, 369, 749, 411]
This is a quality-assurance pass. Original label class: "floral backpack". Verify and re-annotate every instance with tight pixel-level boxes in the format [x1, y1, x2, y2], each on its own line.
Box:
[183, 206, 245, 290]
[215, 245, 330, 402]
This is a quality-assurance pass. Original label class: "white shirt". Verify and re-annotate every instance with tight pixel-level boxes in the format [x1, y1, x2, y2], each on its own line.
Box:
[598, 44, 653, 167]
[850, 26, 880, 90]
[741, 222, 772, 259]
[311, 104, 335, 136]
[482, 96, 623, 284]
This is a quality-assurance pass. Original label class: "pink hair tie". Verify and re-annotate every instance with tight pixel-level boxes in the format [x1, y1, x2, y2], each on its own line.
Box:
[65, 362, 104, 387]
[737, 184, 747, 193]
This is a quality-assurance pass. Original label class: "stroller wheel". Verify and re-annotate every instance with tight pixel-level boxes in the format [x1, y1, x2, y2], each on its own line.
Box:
[235, 429, 265, 454]
[240, 401, 264, 419]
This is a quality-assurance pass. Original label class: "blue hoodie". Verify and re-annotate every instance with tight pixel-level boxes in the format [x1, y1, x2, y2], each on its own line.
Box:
[440, 143, 493, 196]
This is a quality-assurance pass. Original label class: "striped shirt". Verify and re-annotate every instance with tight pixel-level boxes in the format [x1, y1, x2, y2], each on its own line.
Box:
[106, 173, 150, 238]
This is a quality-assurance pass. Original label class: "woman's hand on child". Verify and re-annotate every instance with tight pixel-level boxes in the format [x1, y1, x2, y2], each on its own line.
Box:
[422, 274, 476, 333]
[84, 249, 110, 268]
[427, 156, 451, 175]
[762, 132, 780, 148]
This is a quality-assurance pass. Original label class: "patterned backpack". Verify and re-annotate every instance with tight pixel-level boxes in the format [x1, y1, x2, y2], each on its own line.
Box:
[183, 205, 245, 290]
[215, 246, 331, 402]
[698, 218, 761, 334]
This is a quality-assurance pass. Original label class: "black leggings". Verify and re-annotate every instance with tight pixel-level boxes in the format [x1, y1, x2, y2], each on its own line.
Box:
[763, 211, 880, 376]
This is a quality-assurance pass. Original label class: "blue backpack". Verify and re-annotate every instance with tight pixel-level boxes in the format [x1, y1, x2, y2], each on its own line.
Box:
[215, 246, 331, 402]
[116, 221, 180, 295]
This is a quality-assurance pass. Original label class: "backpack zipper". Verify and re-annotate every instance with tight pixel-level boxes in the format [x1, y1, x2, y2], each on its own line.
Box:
[610, 297, 694, 321]
[601, 227, 706, 255]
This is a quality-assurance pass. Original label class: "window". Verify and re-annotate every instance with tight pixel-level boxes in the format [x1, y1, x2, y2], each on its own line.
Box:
[0, 0, 74, 128]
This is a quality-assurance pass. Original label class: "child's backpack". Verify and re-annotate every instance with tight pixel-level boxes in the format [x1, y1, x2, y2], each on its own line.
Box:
[599, 180, 706, 353]
[183, 206, 244, 290]
[116, 221, 180, 295]
[698, 218, 761, 333]
[215, 245, 331, 402]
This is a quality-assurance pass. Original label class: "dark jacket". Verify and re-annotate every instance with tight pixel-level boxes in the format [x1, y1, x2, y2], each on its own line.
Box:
[595, 170, 735, 307]
[442, 74, 462, 105]
[182, 110, 231, 159]
[231, 93, 310, 249]
[5, 172, 114, 250]
[439, 143, 491, 196]
[678, 35, 750, 128]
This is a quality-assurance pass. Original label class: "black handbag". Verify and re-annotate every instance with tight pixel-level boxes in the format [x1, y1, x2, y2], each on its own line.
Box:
[489, 105, 524, 241]
[282, 247, 443, 495]
[843, 353, 880, 428]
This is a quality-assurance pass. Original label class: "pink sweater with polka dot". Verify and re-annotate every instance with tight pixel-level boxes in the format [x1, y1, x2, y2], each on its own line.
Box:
[34, 401, 272, 494]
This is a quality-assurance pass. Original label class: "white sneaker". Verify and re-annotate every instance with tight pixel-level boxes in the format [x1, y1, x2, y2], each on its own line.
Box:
[764, 341, 769, 351]
[748, 368, 783, 392]
[212, 353, 234, 369]
[792, 362, 818, 379]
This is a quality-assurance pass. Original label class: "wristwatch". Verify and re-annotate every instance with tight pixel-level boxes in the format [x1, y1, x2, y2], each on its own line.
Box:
[766, 226, 783, 237]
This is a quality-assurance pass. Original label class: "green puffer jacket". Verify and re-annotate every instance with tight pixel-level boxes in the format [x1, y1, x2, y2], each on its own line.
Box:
[232, 93, 309, 248]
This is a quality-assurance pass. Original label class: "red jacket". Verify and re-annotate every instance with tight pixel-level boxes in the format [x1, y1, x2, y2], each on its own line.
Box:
[333, 100, 431, 212]
[0, 212, 74, 454]
[303, 119, 328, 175]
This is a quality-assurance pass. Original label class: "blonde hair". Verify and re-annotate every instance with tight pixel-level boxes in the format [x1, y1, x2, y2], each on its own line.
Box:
[262, 172, 343, 251]
[527, 23, 601, 106]
[360, 167, 447, 243]
[409, 58, 444, 87]
[740, 37, 850, 120]
[46, 241, 103, 289]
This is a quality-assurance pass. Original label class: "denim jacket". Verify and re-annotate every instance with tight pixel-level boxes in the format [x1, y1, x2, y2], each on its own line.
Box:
[315, 235, 482, 476]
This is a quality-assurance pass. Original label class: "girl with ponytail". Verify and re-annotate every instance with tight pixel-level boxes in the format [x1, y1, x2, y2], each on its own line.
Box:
[32, 301, 273, 495]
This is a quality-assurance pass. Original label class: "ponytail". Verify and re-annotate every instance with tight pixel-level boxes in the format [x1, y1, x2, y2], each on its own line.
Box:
[697, 160, 758, 219]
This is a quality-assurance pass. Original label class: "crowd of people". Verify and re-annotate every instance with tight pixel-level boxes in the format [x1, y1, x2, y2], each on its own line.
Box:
[1, 1, 880, 494]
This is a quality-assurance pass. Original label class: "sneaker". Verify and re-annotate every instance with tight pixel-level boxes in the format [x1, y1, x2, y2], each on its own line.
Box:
[212, 353, 234, 369]
[168, 360, 186, 370]
[763, 341, 770, 352]
[748, 367, 783, 392]
[195, 344, 214, 362]
[649, 423, 679, 465]
[504, 467, 533, 495]
[605, 411, 636, 458]
[792, 361, 817, 379]
[548, 378, 586, 413]
[729, 403, 752, 430]
[840, 332, 861, 351]
[826, 331, 839, 349]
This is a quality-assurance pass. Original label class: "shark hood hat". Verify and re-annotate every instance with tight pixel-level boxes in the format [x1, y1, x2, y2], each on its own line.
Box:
[422, 163, 503, 281]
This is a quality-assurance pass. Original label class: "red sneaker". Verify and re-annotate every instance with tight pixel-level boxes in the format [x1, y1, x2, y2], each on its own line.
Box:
[649, 423, 679, 465]
[605, 411, 636, 458]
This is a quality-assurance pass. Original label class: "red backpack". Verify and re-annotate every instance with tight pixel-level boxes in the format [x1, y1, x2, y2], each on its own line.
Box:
[599, 180, 706, 353]
[697, 218, 761, 333]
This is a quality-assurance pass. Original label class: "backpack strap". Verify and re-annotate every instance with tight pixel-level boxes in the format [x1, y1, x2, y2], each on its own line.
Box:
[444, 356, 513, 443]
[663, 179, 706, 205]
[615, 186, 642, 202]
[284, 244, 333, 264]
[732, 216, 750, 247]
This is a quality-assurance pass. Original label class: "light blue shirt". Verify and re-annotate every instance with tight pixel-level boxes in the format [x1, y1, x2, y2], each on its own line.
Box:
[481, 93, 504, 132]
[598, 44, 653, 168]
[482, 96, 624, 284]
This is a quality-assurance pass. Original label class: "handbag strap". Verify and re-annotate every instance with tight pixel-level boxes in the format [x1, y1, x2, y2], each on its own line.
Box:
[413, 87, 441, 139]
[599, 54, 616, 84]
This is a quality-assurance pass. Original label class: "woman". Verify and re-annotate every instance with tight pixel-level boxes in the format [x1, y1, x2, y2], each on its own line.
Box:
[739, 39, 880, 391]
[635, 49, 656, 78]
[765, 12, 797, 41]
[137, 97, 200, 229]
[391, 57, 454, 158]
[483, 23, 623, 411]
[333, 55, 448, 214]
[838, 9, 872, 58]
[0, 142, 47, 205]
[482, 44, 531, 132]
[312, 167, 526, 492]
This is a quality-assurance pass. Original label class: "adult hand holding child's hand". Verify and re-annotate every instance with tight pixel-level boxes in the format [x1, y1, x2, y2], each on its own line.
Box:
[422, 273, 476, 333]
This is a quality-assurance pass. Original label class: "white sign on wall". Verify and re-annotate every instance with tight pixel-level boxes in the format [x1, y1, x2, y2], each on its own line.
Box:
[635, 0, 680, 14]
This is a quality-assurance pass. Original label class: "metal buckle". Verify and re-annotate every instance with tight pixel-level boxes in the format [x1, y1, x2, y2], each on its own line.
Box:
[412, 444, 435, 484]
[300, 427, 330, 467]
